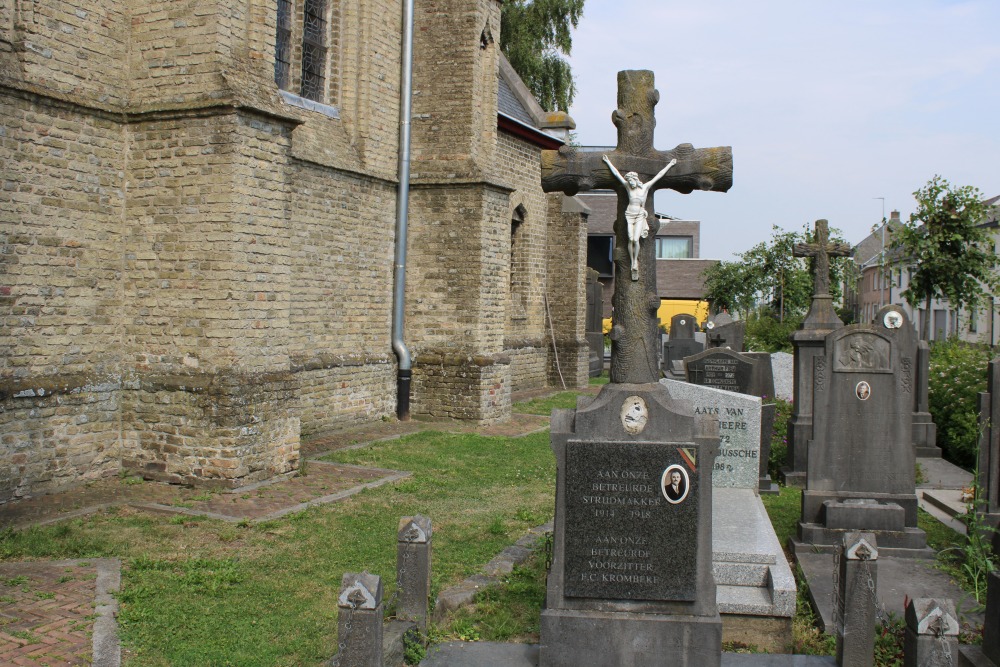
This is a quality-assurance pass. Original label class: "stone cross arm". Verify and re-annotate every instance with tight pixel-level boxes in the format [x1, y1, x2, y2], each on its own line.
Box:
[793, 219, 852, 297]
[541, 144, 733, 196]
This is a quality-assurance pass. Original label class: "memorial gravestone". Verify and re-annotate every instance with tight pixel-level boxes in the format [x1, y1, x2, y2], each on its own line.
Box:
[685, 347, 756, 394]
[540, 69, 732, 666]
[975, 359, 1000, 533]
[874, 305, 940, 459]
[585, 269, 606, 378]
[663, 313, 705, 378]
[704, 312, 745, 352]
[794, 310, 930, 555]
[912, 341, 940, 457]
[684, 348, 777, 493]
[783, 219, 851, 487]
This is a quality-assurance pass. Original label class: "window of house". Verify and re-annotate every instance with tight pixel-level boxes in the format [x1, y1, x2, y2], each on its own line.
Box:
[655, 237, 692, 259]
[969, 308, 978, 333]
[509, 205, 528, 319]
[274, 0, 339, 107]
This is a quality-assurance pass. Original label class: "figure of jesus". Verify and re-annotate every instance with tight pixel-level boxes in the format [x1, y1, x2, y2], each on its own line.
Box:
[602, 155, 678, 280]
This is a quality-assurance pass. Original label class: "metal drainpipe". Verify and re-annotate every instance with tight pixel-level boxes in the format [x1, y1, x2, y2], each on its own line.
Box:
[391, 0, 415, 420]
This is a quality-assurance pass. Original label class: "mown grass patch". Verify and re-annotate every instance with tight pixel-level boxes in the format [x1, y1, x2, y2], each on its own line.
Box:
[1, 429, 557, 666]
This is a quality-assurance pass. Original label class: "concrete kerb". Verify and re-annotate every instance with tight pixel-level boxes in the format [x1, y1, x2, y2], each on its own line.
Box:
[433, 521, 553, 622]
[93, 558, 122, 667]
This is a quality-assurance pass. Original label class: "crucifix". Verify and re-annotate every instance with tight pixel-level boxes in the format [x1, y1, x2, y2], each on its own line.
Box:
[793, 219, 852, 328]
[541, 70, 733, 384]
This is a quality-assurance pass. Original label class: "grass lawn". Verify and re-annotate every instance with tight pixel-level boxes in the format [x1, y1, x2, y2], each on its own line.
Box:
[1, 429, 558, 665]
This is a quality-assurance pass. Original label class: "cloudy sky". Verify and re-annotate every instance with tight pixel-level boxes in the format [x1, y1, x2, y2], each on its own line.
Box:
[563, 0, 1000, 260]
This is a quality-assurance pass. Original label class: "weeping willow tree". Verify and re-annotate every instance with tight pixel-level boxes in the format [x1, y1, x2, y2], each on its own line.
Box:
[500, 0, 585, 112]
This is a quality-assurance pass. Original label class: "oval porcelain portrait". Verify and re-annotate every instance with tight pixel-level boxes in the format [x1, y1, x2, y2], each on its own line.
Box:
[856, 381, 871, 401]
[661, 464, 690, 504]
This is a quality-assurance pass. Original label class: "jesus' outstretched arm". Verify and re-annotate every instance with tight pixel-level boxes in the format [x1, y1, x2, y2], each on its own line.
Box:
[602, 154, 628, 187]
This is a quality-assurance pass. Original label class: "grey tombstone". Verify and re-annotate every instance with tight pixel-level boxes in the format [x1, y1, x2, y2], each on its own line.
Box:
[662, 379, 761, 490]
[874, 304, 940, 459]
[396, 515, 432, 631]
[783, 219, 851, 488]
[770, 352, 794, 402]
[671, 312, 699, 339]
[333, 572, 384, 667]
[795, 317, 930, 556]
[705, 312, 746, 353]
[585, 269, 606, 378]
[540, 383, 722, 667]
[835, 533, 878, 667]
[685, 348, 776, 493]
[913, 341, 940, 457]
[903, 598, 959, 667]
[987, 571, 1000, 665]
[975, 360, 1000, 534]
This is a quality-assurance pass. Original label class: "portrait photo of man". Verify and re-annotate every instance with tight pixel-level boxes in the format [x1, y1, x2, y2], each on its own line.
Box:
[856, 381, 871, 401]
[661, 465, 689, 504]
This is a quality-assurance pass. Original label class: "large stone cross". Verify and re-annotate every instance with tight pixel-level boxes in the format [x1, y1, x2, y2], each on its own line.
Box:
[541, 70, 732, 384]
[793, 219, 851, 297]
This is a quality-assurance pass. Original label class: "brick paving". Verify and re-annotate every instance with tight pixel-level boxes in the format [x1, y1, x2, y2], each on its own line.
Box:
[0, 559, 117, 667]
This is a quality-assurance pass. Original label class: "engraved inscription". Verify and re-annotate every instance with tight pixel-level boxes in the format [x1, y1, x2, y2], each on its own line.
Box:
[564, 441, 698, 601]
[900, 357, 913, 394]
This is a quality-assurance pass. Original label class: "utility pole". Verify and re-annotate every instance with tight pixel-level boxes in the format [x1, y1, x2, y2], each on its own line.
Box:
[874, 197, 886, 308]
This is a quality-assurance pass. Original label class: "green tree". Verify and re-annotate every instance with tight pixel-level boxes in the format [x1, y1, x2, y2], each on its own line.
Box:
[892, 176, 998, 340]
[702, 224, 851, 322]
[500, 0, 584, 112]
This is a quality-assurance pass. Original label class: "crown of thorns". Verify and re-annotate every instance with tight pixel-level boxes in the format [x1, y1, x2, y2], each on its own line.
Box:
[625, 172, 640, 181]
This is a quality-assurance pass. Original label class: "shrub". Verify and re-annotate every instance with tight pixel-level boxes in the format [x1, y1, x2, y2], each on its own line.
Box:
[928, 338, 991, 470]
[745, 314, 803, 353]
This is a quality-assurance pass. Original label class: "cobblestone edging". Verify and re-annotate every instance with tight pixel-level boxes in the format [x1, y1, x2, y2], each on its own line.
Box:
[433, 521, 553, 622]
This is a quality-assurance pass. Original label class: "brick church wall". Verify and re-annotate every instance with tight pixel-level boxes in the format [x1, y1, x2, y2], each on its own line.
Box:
[0, 0, 588, 501]
[0, 92, 127, 501]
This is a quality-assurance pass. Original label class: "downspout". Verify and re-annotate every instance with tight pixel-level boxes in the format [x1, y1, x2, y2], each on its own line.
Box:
[392, 0, 415, 420]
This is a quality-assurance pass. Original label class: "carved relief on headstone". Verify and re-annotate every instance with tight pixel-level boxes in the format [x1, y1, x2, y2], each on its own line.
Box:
[834, 333, 890, 372]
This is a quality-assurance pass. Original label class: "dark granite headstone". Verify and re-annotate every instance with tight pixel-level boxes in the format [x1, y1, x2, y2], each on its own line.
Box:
[662, 314, 705, 378]
[541, 383, 722, 666]
[585, 269, 605, 378]
[874, 305, 940, 458]
[685, 348, 756, 395]
[670, 313, 699, 340]
[705, 312, 746, 352]
[975, 359, 1000, 533]
[795, 312, 930, 555]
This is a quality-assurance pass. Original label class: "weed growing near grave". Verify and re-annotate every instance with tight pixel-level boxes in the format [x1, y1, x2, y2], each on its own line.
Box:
[768, 397, 793, 480]
[928, 338, 990, 469]
[437, 541, 548, 643]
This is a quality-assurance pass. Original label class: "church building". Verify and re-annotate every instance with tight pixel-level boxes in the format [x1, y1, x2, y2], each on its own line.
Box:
[0, 0, 590, 503]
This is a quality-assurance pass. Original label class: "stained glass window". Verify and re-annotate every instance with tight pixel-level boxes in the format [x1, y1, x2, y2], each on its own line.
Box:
[274, 0, 293, 90]
[300, 0, 327, 101]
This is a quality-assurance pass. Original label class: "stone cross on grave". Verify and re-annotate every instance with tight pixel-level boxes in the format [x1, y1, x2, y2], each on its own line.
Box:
[541, 70, 732, 384]
[793, 219, 852, 328]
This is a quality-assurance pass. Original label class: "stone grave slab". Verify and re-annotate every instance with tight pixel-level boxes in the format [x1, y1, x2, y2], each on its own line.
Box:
[712, 488, 796, 652]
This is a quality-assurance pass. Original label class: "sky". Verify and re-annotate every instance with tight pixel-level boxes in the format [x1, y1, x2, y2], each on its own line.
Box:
[563, 0, 1000, 260]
